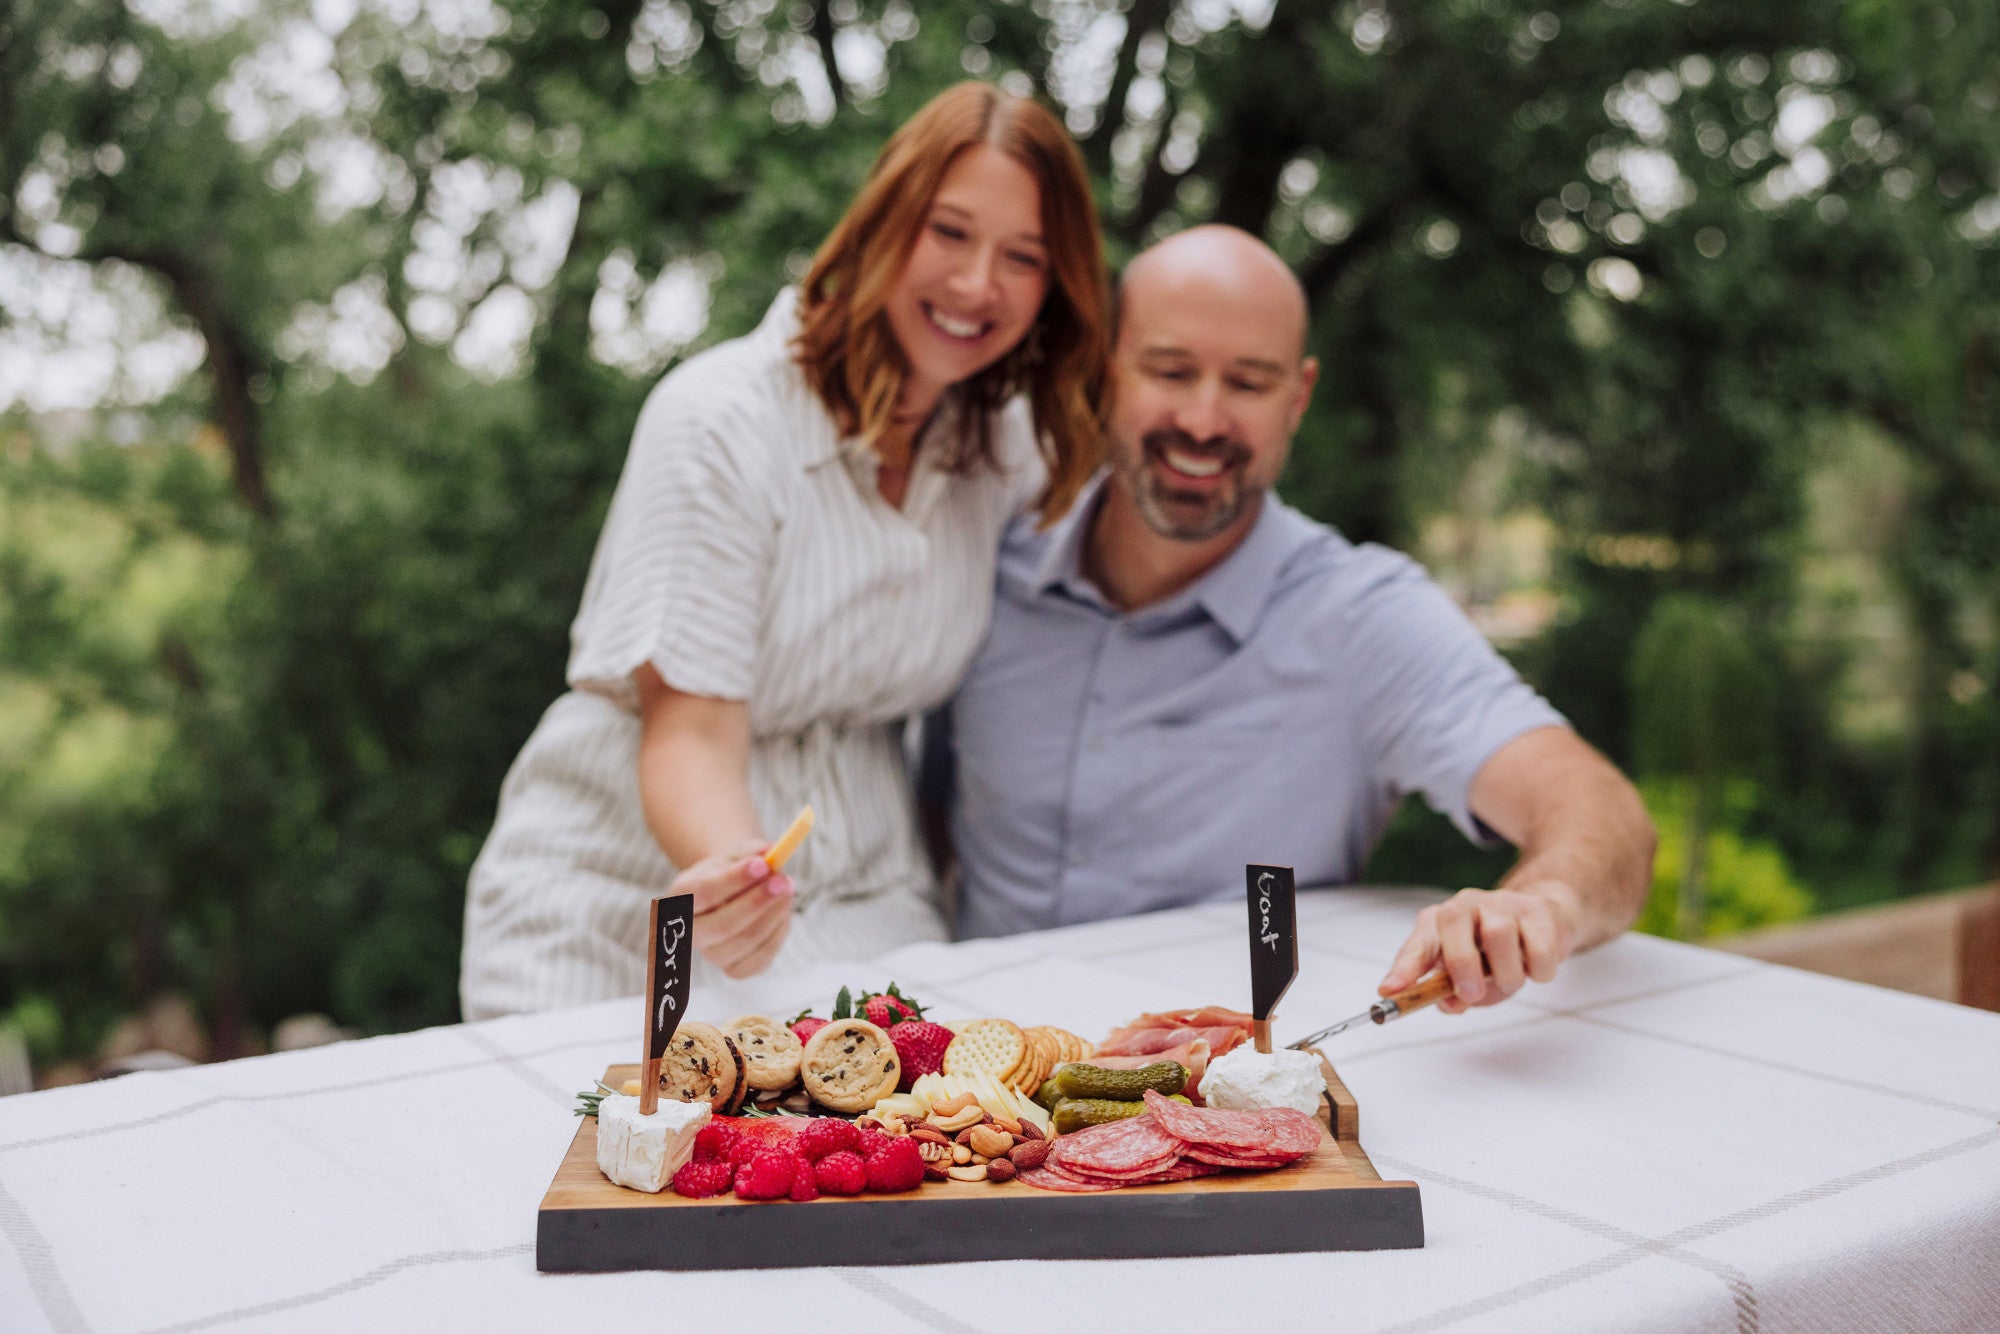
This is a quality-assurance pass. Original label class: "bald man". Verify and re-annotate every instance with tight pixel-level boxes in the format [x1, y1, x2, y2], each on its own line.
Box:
[927, 225, 1656, 1013]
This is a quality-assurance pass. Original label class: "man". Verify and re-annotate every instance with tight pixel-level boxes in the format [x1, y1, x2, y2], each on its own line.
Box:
[928, 225, 1656, 1012]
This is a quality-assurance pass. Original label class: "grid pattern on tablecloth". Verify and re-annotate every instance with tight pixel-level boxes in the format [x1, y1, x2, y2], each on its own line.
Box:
[1, 888, 1997, 1334]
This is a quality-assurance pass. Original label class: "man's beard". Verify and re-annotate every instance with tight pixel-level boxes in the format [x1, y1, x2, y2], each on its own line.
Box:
[1117, 427, 1260, 542]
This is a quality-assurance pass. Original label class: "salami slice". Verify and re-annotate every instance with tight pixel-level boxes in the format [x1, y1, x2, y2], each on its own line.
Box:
[1114, 1158, 1223, 1185]
[1183, 1144, 1303, 1169]
[1052, 1113, 1186, 1174]
[1018, 1166, 1120, 1192]
[1253, 1106, 1325, 1157]
[1141, 1090, 1278, 1149]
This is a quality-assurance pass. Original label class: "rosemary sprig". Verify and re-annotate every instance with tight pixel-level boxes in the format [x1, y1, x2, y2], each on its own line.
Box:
[573, 1079, 620, 1118]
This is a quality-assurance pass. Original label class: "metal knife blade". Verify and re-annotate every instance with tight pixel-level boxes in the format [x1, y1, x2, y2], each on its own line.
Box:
[1286, 971, 1457, 1050]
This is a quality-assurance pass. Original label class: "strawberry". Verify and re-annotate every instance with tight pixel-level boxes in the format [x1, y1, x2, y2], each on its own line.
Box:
[733, 1148, 798, 1201]
[858, 982, 926, 1028]
[724, 1116, 801, 1166]
[790, 1013, 829, 1046]
[887, 1020, 953, 1091]
[671, 1158, 733, 1199]
[862, 1136, 925, 1193]
[813, 1150, 867, 1196]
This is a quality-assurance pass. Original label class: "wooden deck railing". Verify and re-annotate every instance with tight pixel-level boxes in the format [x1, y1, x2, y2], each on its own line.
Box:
[1715, 883, 2000, 1013]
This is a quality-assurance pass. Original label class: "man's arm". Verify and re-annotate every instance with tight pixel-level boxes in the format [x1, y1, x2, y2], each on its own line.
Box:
[1378, 725, 1656, 1012]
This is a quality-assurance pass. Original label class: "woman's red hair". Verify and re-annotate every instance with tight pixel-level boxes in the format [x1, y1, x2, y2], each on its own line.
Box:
[793, 82, 1107, 525]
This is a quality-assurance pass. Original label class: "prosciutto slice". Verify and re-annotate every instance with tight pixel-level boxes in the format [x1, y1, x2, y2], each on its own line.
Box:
[1097, 1007, 1254, 1060]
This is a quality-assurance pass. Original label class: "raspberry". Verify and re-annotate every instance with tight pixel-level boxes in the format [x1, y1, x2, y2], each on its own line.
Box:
[788, 1152, 821, 1202]
[813, 1150, 867, 1196]
[671, 1157, 733, 1199]
[887, 1020, 953, 1090]
[790, 1016, 829, 1046]
[693, 1122, 738, 1162]
[863, 1136, 925, 1193]
[733, 1149, 797, 1201]
[796, 1117, 863, 1162]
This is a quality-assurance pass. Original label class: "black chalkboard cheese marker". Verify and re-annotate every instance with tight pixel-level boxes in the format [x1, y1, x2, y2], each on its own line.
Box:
[639, 892, 694, 1115]
[1245, 865, 1299, 1055]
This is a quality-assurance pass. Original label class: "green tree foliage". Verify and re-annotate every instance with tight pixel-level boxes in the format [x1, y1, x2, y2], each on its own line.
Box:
[1633, 780, 1813, 940]
[1, 1, 1996, 1058]
[1629, 592, 1773, 935]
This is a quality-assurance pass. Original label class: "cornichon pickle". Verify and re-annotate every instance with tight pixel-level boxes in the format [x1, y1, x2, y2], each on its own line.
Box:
[1033, 1078, 1067, 1112]
[1052, 1097, 1152, 1135]
[1049, 1060, 1188, 1101]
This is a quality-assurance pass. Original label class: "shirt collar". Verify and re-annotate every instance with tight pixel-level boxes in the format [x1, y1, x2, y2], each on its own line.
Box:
[1032, 477, 1305, 644]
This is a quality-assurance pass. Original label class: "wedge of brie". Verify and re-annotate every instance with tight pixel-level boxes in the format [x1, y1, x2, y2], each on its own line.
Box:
[595, 1093, 710, 1192]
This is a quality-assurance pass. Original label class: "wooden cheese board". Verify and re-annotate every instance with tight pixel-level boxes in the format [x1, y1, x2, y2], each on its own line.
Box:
[536, 1049, 1423, 1271]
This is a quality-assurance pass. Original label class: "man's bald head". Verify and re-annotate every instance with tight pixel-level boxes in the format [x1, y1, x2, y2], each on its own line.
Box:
[1098, 224, 1319, 556]
[1116, 225, 1311, 362]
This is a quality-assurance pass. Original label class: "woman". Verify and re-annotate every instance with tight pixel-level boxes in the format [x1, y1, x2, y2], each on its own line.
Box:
[460, 83, 1107, 1018]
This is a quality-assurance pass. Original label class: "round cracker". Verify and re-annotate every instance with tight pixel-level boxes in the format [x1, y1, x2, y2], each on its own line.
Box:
[942, 1018, 1026, 1083]
[727, 1014, 804, 1092]
[1020, 1028, 1057, 1094]
[800, 1018, 902, 1113]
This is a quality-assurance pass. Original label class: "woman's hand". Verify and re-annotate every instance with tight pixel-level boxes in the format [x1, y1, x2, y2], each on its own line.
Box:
[672, 838, 797, 979]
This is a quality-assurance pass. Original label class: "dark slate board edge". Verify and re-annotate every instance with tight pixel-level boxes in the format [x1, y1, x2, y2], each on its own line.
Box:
[537, 1182, 1424, 1272]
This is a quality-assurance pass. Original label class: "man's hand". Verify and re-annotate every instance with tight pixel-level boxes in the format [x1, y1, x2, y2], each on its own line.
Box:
[1379, 727, 1654, 1013]
[1379, 884, 1580, 1013]
[672, 837, 796, 979]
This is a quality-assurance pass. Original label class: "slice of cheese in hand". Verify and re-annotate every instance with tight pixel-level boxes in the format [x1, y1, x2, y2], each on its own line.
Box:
[596, 1094, 710, 1192]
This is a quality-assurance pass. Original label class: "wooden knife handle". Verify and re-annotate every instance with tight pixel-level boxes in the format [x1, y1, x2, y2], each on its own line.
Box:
[1385, 970, 1457, 1016]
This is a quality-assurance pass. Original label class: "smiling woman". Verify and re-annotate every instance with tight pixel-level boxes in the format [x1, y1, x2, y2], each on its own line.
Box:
[793, 81, 1106, 525]
[460, 83, 1109, 1019]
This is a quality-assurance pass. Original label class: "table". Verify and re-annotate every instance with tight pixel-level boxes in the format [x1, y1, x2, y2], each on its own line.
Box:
[4, 888, 1997, 1333]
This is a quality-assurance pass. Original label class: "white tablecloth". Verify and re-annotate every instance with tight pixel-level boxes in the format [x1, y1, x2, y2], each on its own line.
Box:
[4, 888, 1997, 1333]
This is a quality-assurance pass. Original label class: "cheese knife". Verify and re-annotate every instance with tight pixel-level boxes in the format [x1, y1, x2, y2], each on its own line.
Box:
[1285, 971, 1458, 1050]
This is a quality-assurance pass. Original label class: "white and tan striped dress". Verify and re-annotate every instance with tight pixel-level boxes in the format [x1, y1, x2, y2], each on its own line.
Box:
[459, 290, 1044, 1019]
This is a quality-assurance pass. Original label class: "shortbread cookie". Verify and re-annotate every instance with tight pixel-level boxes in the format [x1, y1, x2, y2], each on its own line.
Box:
[728, 1015, 804, 1092]
[657, 1022, 744, 1113]
[943, 1018, 1026, 1084]
[801, 1018, 902, 1113]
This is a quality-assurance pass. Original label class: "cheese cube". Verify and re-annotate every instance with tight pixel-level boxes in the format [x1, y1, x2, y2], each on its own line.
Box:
[595, 1094, 710, 1193]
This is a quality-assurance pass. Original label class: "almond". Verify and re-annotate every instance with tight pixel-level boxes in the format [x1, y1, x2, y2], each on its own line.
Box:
[986, 1157, 1018, 1183]
[1016, 1120, 1045, 1142]
[1008, 1139, 1050, 1170]
[909, 1127, 950, 1146]
[924, 1159, 952, 1182]
[991, 1116, 1023, 1137]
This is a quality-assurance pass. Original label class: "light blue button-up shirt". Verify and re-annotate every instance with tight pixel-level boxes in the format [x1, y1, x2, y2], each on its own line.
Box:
[934, 478, 1568, 939]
